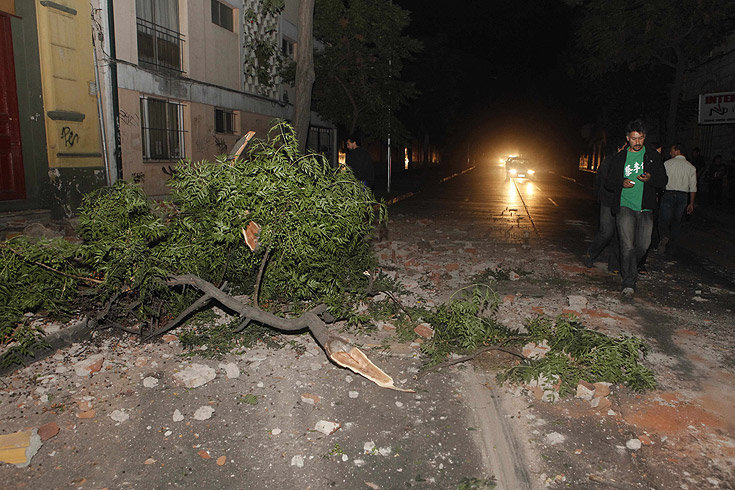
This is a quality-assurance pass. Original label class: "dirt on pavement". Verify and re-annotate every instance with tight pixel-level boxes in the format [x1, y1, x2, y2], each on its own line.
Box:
[1, 209, 734, 489]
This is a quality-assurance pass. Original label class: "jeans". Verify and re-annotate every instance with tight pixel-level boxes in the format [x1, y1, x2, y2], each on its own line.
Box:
[586, 205, 620, 271]
[659, 191, 688, 245]
[616, 206, 653, 289]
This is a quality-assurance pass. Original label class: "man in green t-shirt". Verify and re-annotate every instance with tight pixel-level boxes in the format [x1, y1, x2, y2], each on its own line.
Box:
[603, 119, 668, 296]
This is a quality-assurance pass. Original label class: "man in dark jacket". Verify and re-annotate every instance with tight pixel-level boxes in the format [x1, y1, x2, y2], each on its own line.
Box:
[583, 141, 625, 272]
[603, 119, 668, 296]
[345, 135, 375, 189]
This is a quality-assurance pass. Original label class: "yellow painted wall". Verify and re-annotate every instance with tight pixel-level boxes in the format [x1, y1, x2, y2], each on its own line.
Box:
[36, 0, 102, 168]
[0, 0, 15, 15]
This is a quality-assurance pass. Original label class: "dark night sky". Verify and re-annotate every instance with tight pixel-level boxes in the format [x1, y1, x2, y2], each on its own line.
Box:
[395, 0, 590, 168]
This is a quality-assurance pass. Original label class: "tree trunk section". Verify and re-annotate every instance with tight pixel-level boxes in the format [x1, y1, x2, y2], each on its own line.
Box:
[293, 0, 316, 154]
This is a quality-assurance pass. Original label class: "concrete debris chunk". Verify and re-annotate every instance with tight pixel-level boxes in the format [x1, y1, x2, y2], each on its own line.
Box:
[590, 396, 612, 411]
[218, 362, 240, 379]
[290, 455, 304, 468]
[314, 420, 341, 435]
[37, 422, 59, 442]
[172, 409, 184, 422]
[109, 409, 129, 424]
[193, 406, 215, 421]
[172, 363, 216, 388]
[575, 380, 596, 401]
[73, 354, 104, 377]
[301, 393, 321, 405]
[509, 271, 520, 281]
[593, 382, 611, 398]
[0, 429, 42, 467]
[413, 323, 434, 339]
[545, 432, 566, 445]
[142, 376, 159, 388]
[567, 295, 588, 310]
[522, 340, 551, 359]
[626, 438, 642, 451]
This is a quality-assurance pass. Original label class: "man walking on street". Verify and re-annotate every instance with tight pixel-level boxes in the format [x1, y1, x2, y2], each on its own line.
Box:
[603, 119, 667, 297]
[583, 141, 624, 273]
[658, 143, 697, 254]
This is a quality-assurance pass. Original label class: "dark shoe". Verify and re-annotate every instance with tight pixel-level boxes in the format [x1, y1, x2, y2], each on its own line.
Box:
[607, 268, 619, 276]
[638, 265, 648, 275]
[583, 253, 593, 268]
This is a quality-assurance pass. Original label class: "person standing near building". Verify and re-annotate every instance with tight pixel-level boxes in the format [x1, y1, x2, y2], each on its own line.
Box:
[658, 144, 697, 254]
[345, 134, 375, 190]
[603, 119, 667, 297]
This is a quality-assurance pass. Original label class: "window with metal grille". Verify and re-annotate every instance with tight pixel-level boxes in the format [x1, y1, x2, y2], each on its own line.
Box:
[211, 0, 233, 31]
[136, 0, 183, 71]
[140, 97, 186, 161]
[214, 108, 235, 134]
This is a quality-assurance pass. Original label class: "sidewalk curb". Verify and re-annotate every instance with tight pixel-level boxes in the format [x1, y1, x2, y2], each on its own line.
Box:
[384, 166, 476, 206]
[0, 316, 92, 377]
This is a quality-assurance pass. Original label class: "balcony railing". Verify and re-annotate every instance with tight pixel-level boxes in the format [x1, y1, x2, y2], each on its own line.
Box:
[136, 17, 184, 72]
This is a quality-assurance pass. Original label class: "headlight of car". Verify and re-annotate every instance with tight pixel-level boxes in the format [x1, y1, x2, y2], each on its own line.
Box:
[509, 168, 517, 175]
[527, 169, 535, 175]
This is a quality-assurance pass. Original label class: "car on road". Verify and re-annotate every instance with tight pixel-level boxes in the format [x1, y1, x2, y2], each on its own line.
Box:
[505, 157, 535, 180]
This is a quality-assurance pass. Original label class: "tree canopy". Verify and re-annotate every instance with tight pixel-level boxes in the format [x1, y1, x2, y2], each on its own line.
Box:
[571, 0, 735, 140]
[311, 0, 421, 142]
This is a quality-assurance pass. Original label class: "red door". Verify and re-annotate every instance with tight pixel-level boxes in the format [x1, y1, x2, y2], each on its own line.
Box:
[0, 13, 26, 201]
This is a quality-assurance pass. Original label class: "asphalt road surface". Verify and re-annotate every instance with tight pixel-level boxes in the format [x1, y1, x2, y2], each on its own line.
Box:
[391, 163, 735, 289]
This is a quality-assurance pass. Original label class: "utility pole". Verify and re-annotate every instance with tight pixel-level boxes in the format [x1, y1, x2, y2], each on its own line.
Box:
[387, 0, 392, 194]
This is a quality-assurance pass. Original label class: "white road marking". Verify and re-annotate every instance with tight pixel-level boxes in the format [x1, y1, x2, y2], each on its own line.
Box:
[547, 197, 558, 207]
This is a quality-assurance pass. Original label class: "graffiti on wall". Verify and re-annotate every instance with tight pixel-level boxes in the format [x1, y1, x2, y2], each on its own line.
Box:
[214, 135, 228, 154]
[60, 126, 80, 147]
[118, 109, 140, 127]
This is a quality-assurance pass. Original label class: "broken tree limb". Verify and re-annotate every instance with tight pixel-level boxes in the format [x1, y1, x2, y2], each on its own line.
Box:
[253, 246, 270, 308]
[166, 274, 412, 391]
[1, 244, 104, 286]
[144, 293, 213, 340]
[415, 344, 526, 380]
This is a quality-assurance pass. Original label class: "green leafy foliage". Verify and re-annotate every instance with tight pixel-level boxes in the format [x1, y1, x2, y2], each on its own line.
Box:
[420, 286, 656, 394]
[421, 286, 508, 365]
[310, 0, 422, 140]
[0, 121, 382, 367]
[0, 236, 84, 368]
[457, 476, 497, 490]
[167, 123, 381, 300]
[501, 315, 656, 394]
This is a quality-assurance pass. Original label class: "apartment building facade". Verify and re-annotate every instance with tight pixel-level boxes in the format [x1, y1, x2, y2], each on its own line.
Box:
[1, 0, 335, 213]
[104, 0, 336, 197]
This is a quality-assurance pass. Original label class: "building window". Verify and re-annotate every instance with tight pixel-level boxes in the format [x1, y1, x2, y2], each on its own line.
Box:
[211, 0, 233, 31]
[136, 0, 183, 71]
[215, 108, 235, 134]
[281, 38, 294, 59]
[140, 97, 186, 161]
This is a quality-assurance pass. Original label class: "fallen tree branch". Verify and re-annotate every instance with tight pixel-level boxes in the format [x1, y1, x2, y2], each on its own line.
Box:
[144, 293, 212, 340]
[416, 344, 526, 380]
[253, 247, 271, 308]
[1, 244, 103, 285]
[166, 274, 412, 391]
[384, 290, 412, 321]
